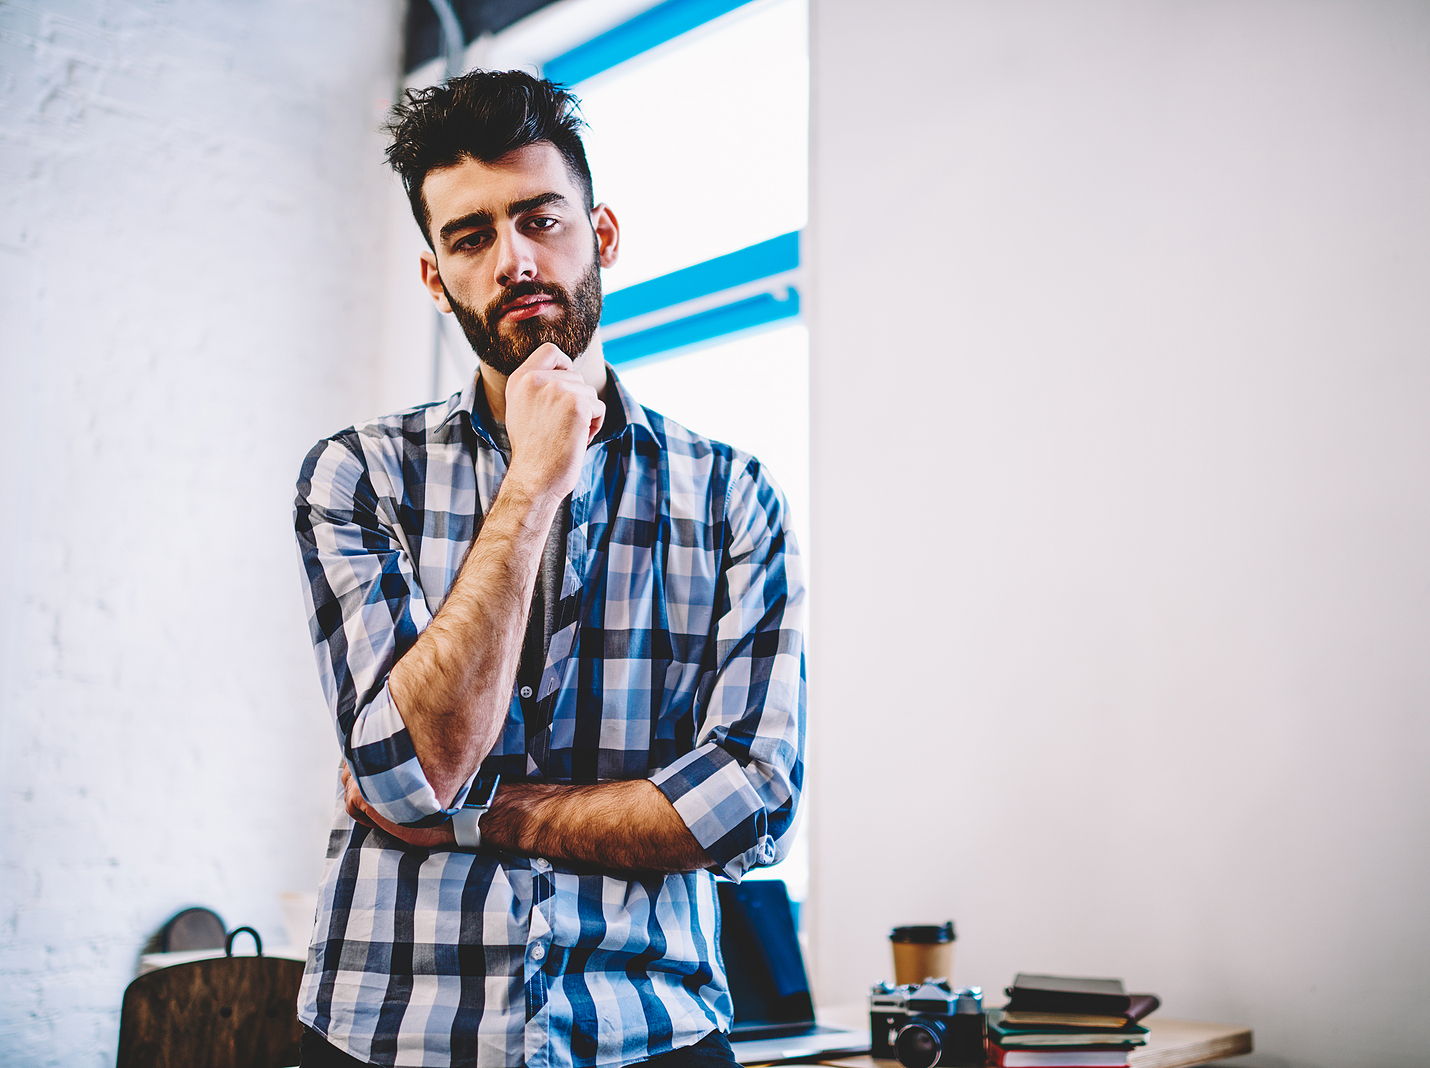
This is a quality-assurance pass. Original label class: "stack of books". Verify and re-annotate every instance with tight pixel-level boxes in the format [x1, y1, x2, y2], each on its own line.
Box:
[988, 974, 1161, 1068]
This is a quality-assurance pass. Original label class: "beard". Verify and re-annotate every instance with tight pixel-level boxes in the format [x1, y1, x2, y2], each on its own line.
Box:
[444, 255, 604, 376]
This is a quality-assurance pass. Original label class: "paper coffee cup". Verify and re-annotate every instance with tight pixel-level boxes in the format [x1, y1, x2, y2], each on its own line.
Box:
[890, 922, 955, 984]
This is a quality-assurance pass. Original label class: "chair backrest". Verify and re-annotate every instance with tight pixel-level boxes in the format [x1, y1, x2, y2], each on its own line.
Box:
[158, 907, 227, 953]
[116, 955, 304, 1068]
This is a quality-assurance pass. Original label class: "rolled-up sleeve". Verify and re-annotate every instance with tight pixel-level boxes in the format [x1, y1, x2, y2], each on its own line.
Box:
[650, 456, 806, 880]
[294, 435, 464, 827]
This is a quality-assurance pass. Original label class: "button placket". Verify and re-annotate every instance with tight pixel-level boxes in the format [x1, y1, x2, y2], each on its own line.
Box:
[523, 865, 555, 1056]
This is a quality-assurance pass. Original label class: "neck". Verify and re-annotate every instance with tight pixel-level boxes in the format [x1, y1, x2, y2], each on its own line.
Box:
[480, 338, 610, 424]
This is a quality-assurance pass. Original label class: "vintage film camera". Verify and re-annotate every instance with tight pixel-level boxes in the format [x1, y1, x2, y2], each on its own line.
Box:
[869, 980, 986, 1068]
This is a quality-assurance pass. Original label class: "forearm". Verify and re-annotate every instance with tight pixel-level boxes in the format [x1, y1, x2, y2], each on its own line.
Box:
[342, 773, 709, 870]
[389, 476, 561, 806]
[481, 780, 712, 873]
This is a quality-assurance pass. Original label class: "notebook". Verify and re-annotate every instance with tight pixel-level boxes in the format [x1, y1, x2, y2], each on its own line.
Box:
[718, 879, 870, 1063]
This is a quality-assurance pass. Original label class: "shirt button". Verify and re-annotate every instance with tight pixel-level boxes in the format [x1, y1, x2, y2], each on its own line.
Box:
[531, 945, 546, 961]
[519, 685, 534, 699]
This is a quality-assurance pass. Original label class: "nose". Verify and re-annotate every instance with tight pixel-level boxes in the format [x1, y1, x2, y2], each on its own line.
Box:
[493, 228, 538, 288]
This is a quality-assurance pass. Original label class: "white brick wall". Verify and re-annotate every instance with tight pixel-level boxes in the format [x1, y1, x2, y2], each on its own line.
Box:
[0, 2, 406, 1063]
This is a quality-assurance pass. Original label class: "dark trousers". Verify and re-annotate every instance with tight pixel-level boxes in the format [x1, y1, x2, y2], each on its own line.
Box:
[300, 1027, 741, 1067]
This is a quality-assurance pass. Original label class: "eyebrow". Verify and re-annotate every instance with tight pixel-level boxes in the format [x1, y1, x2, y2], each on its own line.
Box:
[438, 192, 572, 244]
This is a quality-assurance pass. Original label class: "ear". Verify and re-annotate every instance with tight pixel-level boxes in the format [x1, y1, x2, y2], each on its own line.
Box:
[420, 250, 452, 313]
[591, 203, 620, 269]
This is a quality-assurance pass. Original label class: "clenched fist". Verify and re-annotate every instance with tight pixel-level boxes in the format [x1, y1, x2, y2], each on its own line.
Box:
[502, 343, 606, 501]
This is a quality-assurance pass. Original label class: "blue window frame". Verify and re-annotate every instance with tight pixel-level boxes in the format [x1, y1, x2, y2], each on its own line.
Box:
[543, 0, 766, 86]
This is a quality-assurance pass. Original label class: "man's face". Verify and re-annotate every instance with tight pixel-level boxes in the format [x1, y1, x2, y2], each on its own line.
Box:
[419, 143, 618, 376]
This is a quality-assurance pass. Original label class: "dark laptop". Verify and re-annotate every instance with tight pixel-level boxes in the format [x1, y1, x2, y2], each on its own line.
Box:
[717, 880, 869, 1063]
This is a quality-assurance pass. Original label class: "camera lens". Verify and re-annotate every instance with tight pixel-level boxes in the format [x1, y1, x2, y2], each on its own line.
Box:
[895, 1019, 945, 1068]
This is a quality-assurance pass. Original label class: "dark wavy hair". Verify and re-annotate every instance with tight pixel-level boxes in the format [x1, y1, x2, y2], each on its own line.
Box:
[384, 69, 593, 247]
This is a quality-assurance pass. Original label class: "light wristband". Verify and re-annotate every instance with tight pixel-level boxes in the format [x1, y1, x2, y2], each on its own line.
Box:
[452, 772, 501, 849]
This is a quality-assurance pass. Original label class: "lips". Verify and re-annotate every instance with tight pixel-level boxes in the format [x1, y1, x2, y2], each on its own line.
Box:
[501, 295, 556, 320]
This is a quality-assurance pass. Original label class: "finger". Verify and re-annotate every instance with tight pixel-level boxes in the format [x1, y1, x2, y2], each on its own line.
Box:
[547, 384, 603, 430]
[586, 400, 606, 444]
[345, 792, 374, 827]
[342, 772, 364, 810]
[523, 377, 601, 418]
[526, 370, 591, 392]
[345, 788, 377, 829]
[527, 342, 572, 371]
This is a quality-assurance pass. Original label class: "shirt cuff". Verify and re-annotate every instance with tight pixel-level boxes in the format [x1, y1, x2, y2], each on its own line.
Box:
[347, 679, 467, 827]
[650, 742, 780, 881]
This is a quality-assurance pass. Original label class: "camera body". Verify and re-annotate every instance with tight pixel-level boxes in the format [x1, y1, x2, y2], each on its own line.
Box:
[869, 980, 985, 1068]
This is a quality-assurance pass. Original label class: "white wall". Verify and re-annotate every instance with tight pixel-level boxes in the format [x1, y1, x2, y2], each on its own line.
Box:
[807, 3, 1430, 1066]
[0, 2, 403, 1063]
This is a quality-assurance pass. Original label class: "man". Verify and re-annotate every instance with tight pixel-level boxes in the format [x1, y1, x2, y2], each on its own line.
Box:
[293, 70, 805, 1068]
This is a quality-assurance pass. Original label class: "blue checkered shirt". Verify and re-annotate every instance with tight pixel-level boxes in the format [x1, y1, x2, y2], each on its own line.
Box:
[292, 371, 806, 1067]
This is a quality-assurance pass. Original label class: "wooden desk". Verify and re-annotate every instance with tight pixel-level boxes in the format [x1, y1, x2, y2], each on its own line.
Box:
[1128, 1019, 1253, 1068]
[788, 1017, 1252, 1068]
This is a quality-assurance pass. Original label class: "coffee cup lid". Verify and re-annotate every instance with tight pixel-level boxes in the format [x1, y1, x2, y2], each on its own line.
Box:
[889, 922, 955, 943]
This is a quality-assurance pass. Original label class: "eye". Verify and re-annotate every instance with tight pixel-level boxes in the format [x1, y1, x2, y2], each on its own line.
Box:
[526, 216, 559, 233]
[452, 232, 490, 252]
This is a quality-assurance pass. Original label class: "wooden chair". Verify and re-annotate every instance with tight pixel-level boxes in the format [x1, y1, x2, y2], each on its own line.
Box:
[157, 906, 227, 953]
[117, 927, 304, 1068]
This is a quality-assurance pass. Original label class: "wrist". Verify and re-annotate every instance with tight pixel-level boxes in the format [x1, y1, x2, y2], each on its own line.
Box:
[452, 772, 501, 849]
[500, 465, 569, 513]
[478, 782, 546, 854]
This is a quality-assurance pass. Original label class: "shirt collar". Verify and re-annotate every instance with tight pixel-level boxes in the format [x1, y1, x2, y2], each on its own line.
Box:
[438, 363, 660, 454]
[607, 367, 661, 454]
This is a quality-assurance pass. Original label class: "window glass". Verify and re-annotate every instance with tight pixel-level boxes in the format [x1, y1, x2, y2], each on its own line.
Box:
[615, 321, 809, 556]
[579, 0, 808, 291]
